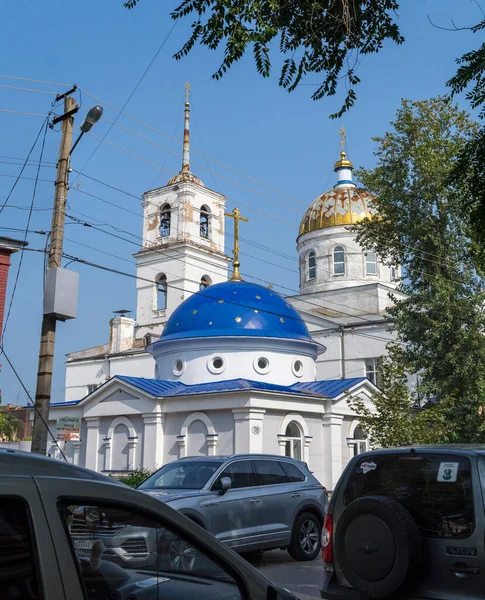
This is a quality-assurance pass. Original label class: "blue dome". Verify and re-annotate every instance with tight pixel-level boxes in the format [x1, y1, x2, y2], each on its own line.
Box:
[160, 280, 314, 343]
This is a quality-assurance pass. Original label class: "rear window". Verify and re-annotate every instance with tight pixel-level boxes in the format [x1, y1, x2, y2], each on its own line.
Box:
[280, 461, 306, 482]
[343, 453, 475, 538]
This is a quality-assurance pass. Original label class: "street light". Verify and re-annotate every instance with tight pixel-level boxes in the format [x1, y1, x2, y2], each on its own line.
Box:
[70, 105, 103, 154]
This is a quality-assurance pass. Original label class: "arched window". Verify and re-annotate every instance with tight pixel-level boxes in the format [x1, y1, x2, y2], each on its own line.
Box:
[160, 204, 171, 237]
[156, 274, 167, 310]
[200, 205, 210, 239]
[199, 275, 211, 290]
[365, 250, 377, 275]
[307, 250, 316, 280]
[333, 246, 345, 275]
[348, 425, 368, 458]
[284, 421, 303, 461]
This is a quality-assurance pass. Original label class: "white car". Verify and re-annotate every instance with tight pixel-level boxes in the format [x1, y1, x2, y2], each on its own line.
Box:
[0, 448, 300, 600]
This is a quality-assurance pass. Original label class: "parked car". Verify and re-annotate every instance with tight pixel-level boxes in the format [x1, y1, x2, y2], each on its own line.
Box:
[320, 445, 485, 600]
[137, 454, 328, 562]
[0, 447, 303, 600]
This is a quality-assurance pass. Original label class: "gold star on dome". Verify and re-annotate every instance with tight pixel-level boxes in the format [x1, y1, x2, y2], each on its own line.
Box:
[193, 309, 198, 315]
[254, 309, 259, 313]
[176, 322, 179, 326]
[218, 299, 224, 304]
[255, 295, 261, 300]
[280, 317, 285, 323]
[235, 316, 242, 323]
[209, 321, 213, 325]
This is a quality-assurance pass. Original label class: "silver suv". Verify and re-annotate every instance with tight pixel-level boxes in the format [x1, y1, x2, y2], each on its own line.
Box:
[97, 454, 324, 566]
[321, 445, 485, 600]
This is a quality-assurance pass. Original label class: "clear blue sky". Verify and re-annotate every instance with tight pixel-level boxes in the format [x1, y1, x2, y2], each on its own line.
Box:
[0, 0, 482, 405]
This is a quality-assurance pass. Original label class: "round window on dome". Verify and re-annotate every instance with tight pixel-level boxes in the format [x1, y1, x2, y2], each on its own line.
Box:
[292, 359, 304, 378]
[208, 355, 226, 374]
[254, 356, 270, 375]
[172, 359, 185, 376]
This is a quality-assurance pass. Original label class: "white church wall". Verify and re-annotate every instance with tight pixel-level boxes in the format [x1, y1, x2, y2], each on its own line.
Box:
[151, 337, 317, 386]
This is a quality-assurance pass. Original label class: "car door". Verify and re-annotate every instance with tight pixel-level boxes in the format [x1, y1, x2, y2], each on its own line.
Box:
[252, 459, 294, 547]
[209, 459, 262, 550]
[0, 476, 65, 600]
[35, 475, 286, 600]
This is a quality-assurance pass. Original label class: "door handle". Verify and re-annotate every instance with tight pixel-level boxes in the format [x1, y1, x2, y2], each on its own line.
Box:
[291, 493, 300, 497]
[250, 499, 260, 503]
[450, 563, 480, 576]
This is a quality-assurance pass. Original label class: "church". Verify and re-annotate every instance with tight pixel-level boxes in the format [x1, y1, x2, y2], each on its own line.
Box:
[46, 89, 400, 488]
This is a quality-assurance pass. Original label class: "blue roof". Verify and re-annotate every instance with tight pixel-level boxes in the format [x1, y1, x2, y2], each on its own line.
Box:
[115, 375, 368, 399]
[49, 399, 82, 407]
[292, 377, 366, 398]
[157, 280, 316, 345]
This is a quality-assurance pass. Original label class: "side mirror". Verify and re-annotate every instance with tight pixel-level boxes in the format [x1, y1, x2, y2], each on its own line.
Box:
[84, 507, 103, 527]
[219, 476, 232, 495]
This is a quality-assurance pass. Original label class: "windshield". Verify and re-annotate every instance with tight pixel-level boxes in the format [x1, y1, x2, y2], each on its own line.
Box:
[139, 461, 223, 490]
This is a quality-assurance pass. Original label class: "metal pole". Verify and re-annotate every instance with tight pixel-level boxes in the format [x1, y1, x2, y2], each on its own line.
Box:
[31, 95, 76, 455]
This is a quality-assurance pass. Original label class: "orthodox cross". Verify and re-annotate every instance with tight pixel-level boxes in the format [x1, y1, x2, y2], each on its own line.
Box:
[225, 207, 248, 281]
[184, 81, 191, 103]
[339, 126, 347, 154]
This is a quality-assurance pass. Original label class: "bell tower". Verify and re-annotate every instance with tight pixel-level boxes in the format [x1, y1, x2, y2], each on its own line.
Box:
[134, 84, 229, 339]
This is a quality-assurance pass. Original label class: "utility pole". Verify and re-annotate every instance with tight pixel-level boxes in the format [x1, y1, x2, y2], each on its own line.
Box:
[31, 94, 76, 455]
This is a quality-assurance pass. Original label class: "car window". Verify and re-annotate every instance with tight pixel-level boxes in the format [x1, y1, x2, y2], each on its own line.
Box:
[253, 460, 288, 485]
[139, 461, 223, 490]
[0, 497, 42, 599]
[212, 460, 255, 490]
[280, 461, 306, 482]
[343, 453, 475, 538]
[59, 501, 243, 600]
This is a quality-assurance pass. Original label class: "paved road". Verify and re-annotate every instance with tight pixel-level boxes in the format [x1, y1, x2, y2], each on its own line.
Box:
[248, 550, 323, 599]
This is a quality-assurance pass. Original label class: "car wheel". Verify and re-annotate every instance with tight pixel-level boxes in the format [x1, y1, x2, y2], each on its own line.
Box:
[169, 537, 197, 571]
[288, 512, 321, 561]
[335, 495, 422, 599]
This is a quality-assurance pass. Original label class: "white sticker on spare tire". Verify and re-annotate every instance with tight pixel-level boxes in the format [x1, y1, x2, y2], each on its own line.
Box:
[359, 461, 377, 474]
[437, 462, 459, 482]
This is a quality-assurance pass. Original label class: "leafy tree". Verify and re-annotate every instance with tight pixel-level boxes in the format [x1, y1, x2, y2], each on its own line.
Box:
[117, 467, 154, 488]
[347, 346, 448, 447]
[124, 0, 403, 118]
[353, 96, 485, 443]
[0, 410, 24, 442]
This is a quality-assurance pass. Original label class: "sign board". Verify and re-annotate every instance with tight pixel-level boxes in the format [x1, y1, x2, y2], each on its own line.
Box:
[56, 417, 81, 441]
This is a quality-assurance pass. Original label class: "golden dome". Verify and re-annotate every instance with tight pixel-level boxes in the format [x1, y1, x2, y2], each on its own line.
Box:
[299, 187, 376, 235]
[167, 170, 204, 187]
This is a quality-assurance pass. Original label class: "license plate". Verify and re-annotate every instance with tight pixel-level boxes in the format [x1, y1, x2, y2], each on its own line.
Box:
[74, 539, 95, 550]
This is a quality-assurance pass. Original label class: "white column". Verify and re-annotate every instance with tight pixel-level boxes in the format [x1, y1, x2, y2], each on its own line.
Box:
[103, 438, 112, 471]
[176, 435, 186, 458]
[232, 409, 265, 454]
[72, 440, 82, 466]
[206, 433, 219, 456]
[277, 436, 287, 456]
[142, 412, 166, 470]
[128, 438, 138, 470]
[304, 435, 312, 466]
[321, 413, 344, 489]
[85, 417, 100, 472]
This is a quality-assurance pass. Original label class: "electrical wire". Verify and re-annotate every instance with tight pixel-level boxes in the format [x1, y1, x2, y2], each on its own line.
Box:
[0, 117, 50, 214]
[70, 19, 179, 187]
[0, 109, 50, 118]
[0, 84, 57, 95]
[0, 343, 68, 461]
[3, 118, 49, 335]
[0, 74, 72, 87]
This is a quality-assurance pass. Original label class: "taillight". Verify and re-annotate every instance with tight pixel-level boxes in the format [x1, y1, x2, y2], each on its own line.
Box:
[321, 513, 333, 564]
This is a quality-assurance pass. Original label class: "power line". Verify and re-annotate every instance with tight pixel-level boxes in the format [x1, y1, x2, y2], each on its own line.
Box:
[0, 84, 57, 96]
[0, 74, 72, 87]
[0, 109, 50, 118]
[0, 343, 68, 462]
[3, 119, 49, 335]
[0, 116, 50, 214]
[71, 19, 179, 186]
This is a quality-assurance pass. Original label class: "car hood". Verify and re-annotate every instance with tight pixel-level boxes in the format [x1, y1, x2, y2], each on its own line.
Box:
[140, 488, 204, 503]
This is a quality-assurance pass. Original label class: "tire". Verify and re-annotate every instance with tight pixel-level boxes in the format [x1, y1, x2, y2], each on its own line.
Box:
[288, 512, 322, 561]
[335, 495, 422, 599]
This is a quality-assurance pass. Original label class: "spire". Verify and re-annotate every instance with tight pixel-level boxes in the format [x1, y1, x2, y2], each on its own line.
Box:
[167, 82, 204, 187]
[224, 207, 249, 281]
[182, 81, 191, 174]
[334, 126, 355, 188]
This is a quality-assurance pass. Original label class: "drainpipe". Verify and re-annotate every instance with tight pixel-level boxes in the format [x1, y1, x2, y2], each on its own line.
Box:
[340, 326, 346, 379]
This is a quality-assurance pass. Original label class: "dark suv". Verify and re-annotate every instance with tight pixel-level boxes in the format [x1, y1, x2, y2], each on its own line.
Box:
[320, 445, 485, 600]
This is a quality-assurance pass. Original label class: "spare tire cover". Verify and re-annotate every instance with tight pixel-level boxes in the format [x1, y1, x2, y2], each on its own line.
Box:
[335, 495, 422, 599]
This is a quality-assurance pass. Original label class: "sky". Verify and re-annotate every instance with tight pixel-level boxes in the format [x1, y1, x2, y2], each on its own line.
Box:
[0, 0, 483, 405]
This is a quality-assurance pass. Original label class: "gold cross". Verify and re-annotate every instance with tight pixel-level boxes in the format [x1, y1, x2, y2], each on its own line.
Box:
[339, 126, 346, 153]
[225, 207, 248, 281]
[184, 81, 191, 103]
